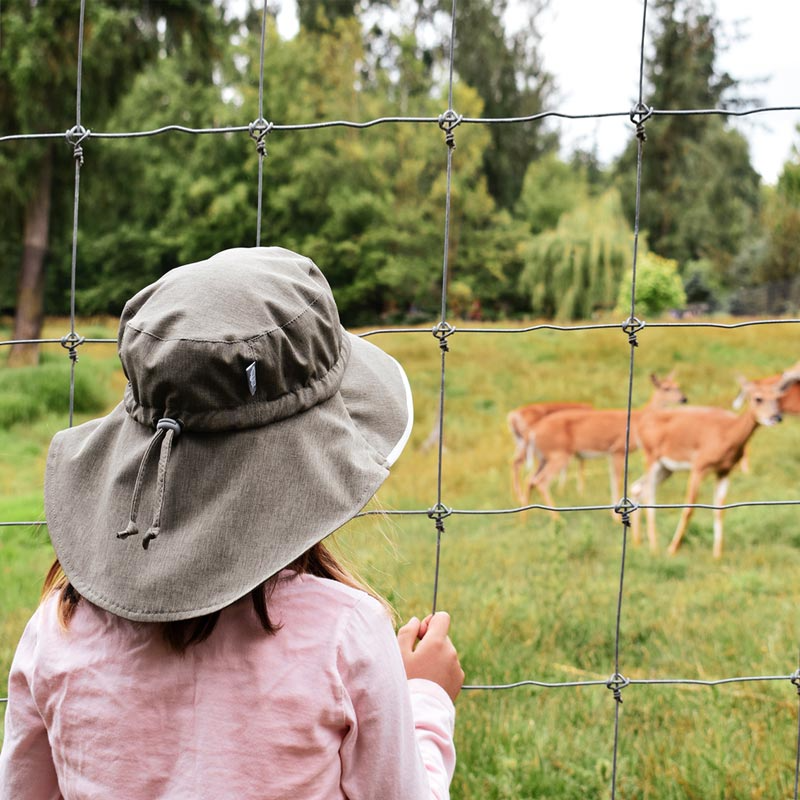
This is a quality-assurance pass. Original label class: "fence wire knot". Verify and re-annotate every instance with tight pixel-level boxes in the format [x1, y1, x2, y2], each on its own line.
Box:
[791, 669, 800, 694]
[432, 321, 456, 352]
[614, 497, 639, 527]
[248, 118, 273, 157]
[427, 502, 452, 533]
[606, 673, 630, 703]
[60, 332, 85, 363]
[629, 102, 652, 142]
[438, 109, 463, 149]
[621, 316, 645, 347]
[65, 125, 90, 165]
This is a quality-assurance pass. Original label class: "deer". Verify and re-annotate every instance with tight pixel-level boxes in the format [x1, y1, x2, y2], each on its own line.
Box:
[629, 372, 796, 558]
[733, 361, 800, 473]
[507, 401, 593, 503]
[522, 373, 688, 513]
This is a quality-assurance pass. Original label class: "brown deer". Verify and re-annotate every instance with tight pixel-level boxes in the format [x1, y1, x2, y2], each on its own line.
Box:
[733, 362, 800, 473]
[630, 374, 793, 558]
[507, 401, 592, 502]
[522, 373, 688, 512]
[733, 362, 800, 415]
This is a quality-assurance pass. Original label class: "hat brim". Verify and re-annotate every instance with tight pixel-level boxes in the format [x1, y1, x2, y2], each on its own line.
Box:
[45, 333, 413, 622]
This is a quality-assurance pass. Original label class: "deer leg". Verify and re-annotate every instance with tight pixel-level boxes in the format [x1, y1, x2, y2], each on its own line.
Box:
[667, 468, 705, 556]
[629, 472, 647, 546]
[511, 447, 525, 505]
[576, 457, 586, 494]
[527, 452, 570, 520]
[645, 461, 672, 552]
[712, 474, 730, 559]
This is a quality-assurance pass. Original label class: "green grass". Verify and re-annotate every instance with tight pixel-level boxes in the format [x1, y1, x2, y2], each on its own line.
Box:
[3, 315, 800, 798]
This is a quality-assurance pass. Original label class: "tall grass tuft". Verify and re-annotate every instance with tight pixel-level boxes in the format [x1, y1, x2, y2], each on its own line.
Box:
[0, 359, 111, 430]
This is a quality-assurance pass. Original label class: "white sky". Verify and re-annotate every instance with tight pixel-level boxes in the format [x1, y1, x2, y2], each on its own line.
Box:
[528, 0, 800, 185]
[274, 0, 800, 184]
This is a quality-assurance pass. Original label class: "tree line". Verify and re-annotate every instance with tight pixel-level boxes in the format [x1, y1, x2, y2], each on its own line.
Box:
[2, 0, 800, 365]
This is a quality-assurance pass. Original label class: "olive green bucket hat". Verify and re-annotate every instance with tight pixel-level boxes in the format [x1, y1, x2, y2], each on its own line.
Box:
[44, 247, 413, 622]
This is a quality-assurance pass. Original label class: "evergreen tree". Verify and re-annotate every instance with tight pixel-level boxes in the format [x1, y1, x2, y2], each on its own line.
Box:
[445, 0, 557, 209]
[615, 0, 760, 277]
[0, 0, 223, 364]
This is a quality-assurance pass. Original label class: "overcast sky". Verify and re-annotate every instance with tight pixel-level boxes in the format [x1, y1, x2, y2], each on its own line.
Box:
[528, 0, 800, 184]
[273, 0, 800, 184]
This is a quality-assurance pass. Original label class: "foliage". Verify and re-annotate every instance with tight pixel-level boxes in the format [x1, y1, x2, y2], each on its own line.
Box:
[519, 188, 632, 319]
[682, 257, 722, 310]
[515, 153, 589, 235]
[615, 251, 687, 317]
[444, 0, 557, 209]
[727, 134, 800, 315]
[615, 0, 761, 275]
[68, 18, 529, 325]
[0, 357, 111, 429]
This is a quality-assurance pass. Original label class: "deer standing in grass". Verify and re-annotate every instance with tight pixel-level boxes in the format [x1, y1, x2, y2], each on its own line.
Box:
[522, 373, 688, 512]
[507, 401, 592, 502]
[630, 374, 794, 558]
[734, 362, 800, 473]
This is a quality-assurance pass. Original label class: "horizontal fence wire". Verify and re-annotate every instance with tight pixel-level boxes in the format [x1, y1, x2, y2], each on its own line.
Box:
[2, 0, 800, 795]
[3, 105, 800, 143]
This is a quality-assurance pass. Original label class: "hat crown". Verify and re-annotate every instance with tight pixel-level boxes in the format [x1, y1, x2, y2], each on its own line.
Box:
[118, 248, 348, 431]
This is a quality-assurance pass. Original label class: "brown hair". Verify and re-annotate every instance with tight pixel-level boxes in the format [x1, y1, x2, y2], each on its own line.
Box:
[41, 541, 389, 654]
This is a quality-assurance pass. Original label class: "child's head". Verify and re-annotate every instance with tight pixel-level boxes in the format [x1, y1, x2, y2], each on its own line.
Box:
[43, 247, 413, 626]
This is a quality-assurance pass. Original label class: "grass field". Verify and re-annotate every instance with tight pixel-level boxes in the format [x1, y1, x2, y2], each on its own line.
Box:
[3, 314, 800, 798]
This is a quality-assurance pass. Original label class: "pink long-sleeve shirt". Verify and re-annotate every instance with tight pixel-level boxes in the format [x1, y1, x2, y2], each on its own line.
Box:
[0, 571, 456, 800]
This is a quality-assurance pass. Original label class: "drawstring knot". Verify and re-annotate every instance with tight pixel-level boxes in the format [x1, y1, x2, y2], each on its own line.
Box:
[116, 418, 182, 549]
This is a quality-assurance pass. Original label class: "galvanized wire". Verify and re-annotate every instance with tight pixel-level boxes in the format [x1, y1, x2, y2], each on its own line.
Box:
[5, 105, 800, 144]
[1, 0, 800, 793]
[254, 0, 269, 246]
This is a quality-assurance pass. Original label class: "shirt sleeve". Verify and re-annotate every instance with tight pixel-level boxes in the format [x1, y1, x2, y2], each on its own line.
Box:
[0, 610, 63, 800]
[337, 598, 456, 800]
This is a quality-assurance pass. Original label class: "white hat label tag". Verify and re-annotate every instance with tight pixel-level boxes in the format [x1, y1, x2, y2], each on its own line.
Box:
[246, 362, 257, 396]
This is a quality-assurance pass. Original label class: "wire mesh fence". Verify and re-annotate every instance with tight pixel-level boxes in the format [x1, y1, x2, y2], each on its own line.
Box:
[2, 0, 800, 795]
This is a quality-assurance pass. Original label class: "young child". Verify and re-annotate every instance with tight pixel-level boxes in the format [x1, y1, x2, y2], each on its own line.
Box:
[0, 247, 464, 799]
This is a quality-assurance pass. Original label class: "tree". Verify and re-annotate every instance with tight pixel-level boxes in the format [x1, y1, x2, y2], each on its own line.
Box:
[296, 0, 360, 31]
[444, 0, 557, 209]
[519, 187, 632, 320]
[0, 0, 222, 365]
[516, 153, 590, 235]
[614, 0, 760, 277]
[71, 16, 528, 325]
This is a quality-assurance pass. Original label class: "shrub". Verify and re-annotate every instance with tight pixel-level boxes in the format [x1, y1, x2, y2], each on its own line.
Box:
[615, 252, 686, 317]
[0, 362, 110, 429]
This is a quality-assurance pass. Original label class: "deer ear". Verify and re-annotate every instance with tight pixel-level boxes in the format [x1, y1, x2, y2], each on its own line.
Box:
[778, 362, 800, 392]
[650, 373, 660, 387]
[736, 375, 750, 391]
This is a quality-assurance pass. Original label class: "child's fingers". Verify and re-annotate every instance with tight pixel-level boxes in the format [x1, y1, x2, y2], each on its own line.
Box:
[418, 614, 434, 639]
[396, 617, 421, 654]
[421, 611, 451, 641]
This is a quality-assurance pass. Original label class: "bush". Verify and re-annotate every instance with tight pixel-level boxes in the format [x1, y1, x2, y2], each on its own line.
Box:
[0, 362, 111, 429]
[615, 252, 686, 317]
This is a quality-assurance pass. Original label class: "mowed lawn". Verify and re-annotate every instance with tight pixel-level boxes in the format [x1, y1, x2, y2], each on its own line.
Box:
[3, 315, 800, 798]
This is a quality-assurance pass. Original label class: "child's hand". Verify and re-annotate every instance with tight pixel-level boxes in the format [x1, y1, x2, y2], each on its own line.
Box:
[397, 611, 464, 702]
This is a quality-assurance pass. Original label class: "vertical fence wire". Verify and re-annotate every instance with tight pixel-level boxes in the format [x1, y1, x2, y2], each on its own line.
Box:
[65, 0, 88, 428]
[609, 2, 651, 794]
[254, 0, 269, 246]
[2, 0, 800, 792]
[795, 649, 800, 798]
[429, 0, 460, 614]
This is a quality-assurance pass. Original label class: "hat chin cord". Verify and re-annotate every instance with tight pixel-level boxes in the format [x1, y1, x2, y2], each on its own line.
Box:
[116, 418, 182, 550]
